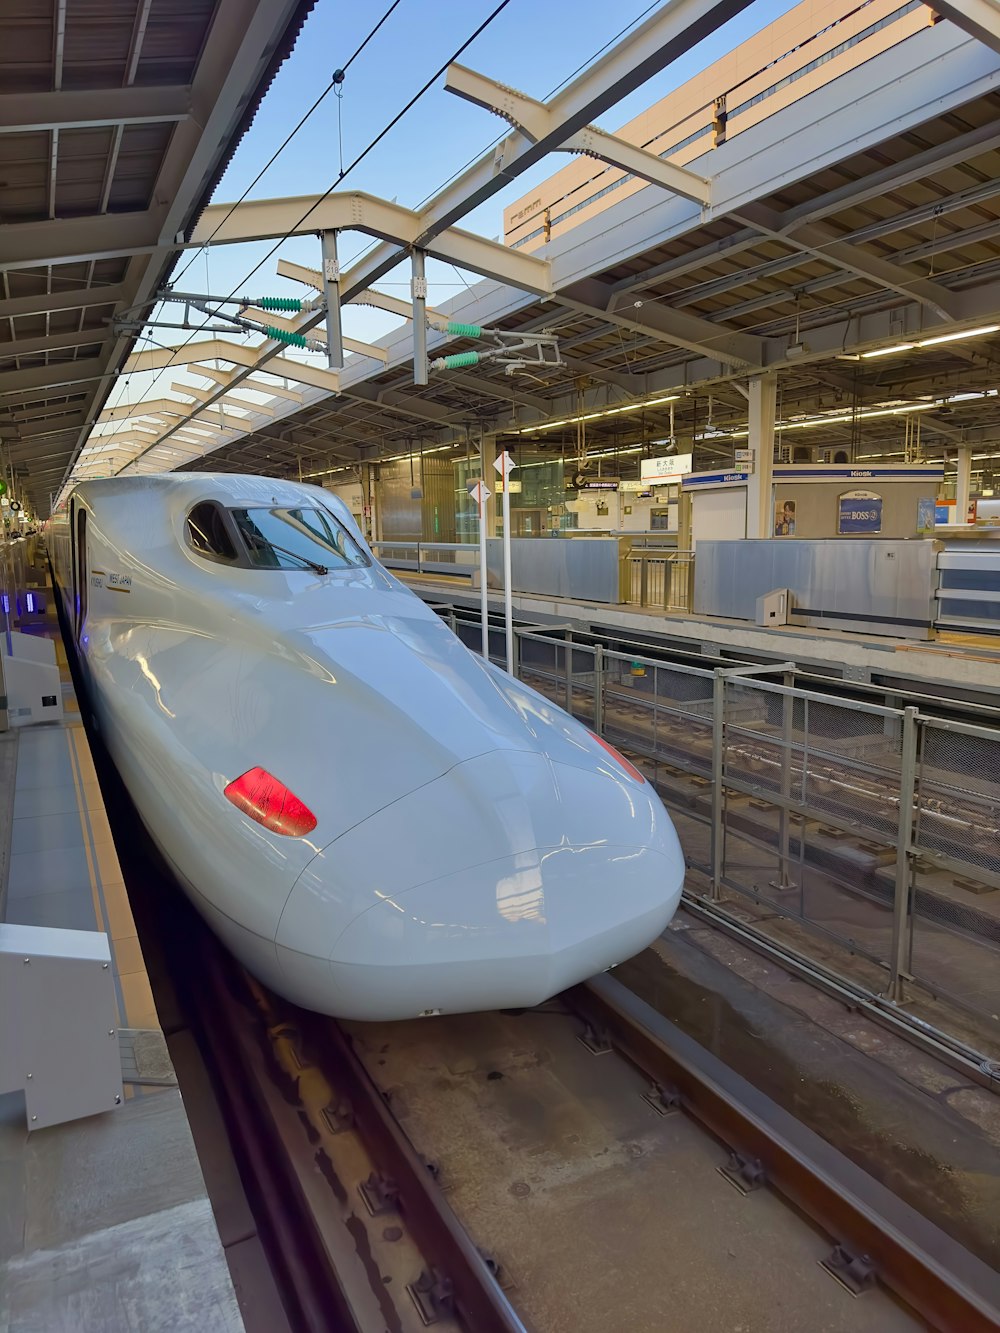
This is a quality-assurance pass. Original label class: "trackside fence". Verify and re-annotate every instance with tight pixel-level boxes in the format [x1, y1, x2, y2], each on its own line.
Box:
[442, 609, 1000, 1044]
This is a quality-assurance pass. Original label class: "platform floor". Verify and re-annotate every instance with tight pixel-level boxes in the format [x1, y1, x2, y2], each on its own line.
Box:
[0, 593, 243, 1332]
[403, 574, 1000, 696]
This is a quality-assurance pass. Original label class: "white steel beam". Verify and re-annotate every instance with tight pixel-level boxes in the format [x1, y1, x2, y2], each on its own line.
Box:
[171, 381, 278, 415]
[98, 398, 189, 424]
[446, 64, 711, 205]
[558, 277, 763, 366]
[332, 0, 751, 303]
[275, 260, 453, 331]
[122, 338, 341, 394]
[925, 0, 1000, 54]
[190, 193, 551, 295]
[0, 85, 193, 133]
[246, 305, 389, 362]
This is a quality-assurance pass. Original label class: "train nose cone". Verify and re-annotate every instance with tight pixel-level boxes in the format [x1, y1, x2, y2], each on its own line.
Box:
[274, 750, 683, 1021]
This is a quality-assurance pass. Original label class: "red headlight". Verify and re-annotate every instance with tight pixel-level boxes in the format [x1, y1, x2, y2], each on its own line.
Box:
[589, 732, 646, 784]
[224, 767, 317, 837]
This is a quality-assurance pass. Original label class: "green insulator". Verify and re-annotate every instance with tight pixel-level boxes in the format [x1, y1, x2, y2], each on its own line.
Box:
[265, 325, 308, 347]
[258, 296, 302, 312]
[446, 321, 482, 338]
[441, 351, 481, 369]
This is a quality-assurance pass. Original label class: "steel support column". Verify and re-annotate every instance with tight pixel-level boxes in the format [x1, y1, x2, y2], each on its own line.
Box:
[956, 445, 973, 523]
[321, 230, 343, 371]
[411, 250, 428, 386]
[745, 373, 777, 539]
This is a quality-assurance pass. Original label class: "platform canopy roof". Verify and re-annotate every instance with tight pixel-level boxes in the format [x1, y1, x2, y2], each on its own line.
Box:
[36, 0, 1000, 503]
[0, 0, 315, 514]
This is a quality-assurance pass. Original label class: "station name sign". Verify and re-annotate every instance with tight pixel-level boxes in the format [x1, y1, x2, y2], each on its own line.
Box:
[640, 452, 693, 482]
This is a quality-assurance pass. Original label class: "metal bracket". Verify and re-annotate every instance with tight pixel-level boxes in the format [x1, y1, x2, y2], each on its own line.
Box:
[821, 1244, 877, 1296]
[320, 1098, 354, 1134]
[577, 1022, 613, 1055]
[642, 1081, 681, 1116]
[407, 1267, 455, 1325]
[358, 1170, 399, 1216]
[718, 1151, 766, 1194]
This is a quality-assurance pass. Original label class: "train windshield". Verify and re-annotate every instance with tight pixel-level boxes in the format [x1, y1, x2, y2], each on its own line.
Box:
[230, 507, 368, 572]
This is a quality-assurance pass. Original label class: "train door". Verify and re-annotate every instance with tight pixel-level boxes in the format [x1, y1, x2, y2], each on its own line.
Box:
[75, 507, 87, 644]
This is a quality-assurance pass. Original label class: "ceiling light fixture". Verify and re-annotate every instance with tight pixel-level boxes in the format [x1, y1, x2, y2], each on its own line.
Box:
[514, 393, 680, 434]
[860, 325, 1000, 358]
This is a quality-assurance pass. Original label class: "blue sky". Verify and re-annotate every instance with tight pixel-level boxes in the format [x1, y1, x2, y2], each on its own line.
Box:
[104, 0, 798, 417]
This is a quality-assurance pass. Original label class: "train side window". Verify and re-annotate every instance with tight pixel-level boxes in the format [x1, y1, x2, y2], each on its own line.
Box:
[186, 502, 238, 561]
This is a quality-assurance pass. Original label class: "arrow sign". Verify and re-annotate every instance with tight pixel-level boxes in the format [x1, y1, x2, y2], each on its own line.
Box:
[493, 450, 516, 479]
[467, 480, 492, 505]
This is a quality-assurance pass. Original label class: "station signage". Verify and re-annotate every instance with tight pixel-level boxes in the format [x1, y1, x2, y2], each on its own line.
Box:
[581, 479, 619, 491]
[837, 490, 883, 534]
[640, 452, 693, 482]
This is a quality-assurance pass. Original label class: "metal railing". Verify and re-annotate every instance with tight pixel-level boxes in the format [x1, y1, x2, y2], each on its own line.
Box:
[442, 607, 1000, 1051]
[622, 547, 694, 612]
[372, 541, 478, 580]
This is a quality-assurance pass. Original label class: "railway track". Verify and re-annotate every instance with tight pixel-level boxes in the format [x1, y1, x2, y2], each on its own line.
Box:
[153, 934, 1000, 1332]
[142, 870, 1000, 1333]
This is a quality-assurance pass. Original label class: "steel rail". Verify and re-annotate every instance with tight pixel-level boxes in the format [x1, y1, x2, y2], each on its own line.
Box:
[570, 973, 1000, 1333]
[192, 945, 363, 1333]
[301, 1012, 529, 1333]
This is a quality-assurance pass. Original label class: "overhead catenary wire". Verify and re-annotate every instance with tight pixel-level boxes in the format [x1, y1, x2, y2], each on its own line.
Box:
[95, 0, 516, 485]
[170, 0, 406, 290]
[105, 0, 409, 437]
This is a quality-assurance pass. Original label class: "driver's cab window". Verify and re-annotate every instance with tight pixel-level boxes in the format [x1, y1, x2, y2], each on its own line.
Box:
[186, 502, 237, 561]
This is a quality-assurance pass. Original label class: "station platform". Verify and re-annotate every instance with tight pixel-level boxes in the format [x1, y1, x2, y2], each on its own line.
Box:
[403, 573, 1000, 702]
[0, 600, 243, 1331]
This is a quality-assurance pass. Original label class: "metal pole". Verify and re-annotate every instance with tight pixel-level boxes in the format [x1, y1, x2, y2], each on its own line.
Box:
[564, 629, 574, 714]
[412, 249, 428, 387]
[502, 472, 513, 674]
[711, 668, 726, 900]
[776, 669, 795, 891]
[889, 706, 919, 1003]
[478, 481, 489, 660]
[593, 644, 604, 734]
[321, 230, 343, 372]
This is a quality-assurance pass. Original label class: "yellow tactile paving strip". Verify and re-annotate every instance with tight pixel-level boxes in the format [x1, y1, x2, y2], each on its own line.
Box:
[65, 723, 159, 1032]
[9, 588, 159, 1041]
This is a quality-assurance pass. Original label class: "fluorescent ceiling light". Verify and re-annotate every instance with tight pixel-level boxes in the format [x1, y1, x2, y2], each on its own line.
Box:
[917, 324, 999, 347]
[515, 394, 679, 434]
[861, 343, 915, 358]
[860, 326, 1000, 358]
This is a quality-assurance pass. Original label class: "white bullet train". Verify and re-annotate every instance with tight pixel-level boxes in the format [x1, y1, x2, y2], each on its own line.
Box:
[48, 474, 684, 1021]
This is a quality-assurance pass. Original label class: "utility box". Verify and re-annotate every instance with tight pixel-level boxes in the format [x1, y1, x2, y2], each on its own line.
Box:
[756, 588, 791, 627]
[0, 924, 123, 1129]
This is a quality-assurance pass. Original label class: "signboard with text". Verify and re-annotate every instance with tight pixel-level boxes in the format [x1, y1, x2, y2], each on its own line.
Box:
[837, 490, 883, 534]
[640, 452, 693, 482]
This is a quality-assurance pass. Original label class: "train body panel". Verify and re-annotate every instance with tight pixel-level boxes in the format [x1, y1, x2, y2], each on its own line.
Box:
[48, 473, 684, 1020]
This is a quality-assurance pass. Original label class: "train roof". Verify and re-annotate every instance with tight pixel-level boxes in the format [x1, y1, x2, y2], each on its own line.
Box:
[68, 473, 328, 511]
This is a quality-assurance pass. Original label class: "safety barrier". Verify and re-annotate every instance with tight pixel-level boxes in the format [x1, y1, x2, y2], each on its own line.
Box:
[443, 608, 1000, 1045]
[622, 547, 694, 613]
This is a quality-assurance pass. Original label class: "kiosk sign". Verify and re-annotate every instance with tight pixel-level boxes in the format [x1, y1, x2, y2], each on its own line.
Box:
[838, 490, 882, 534]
